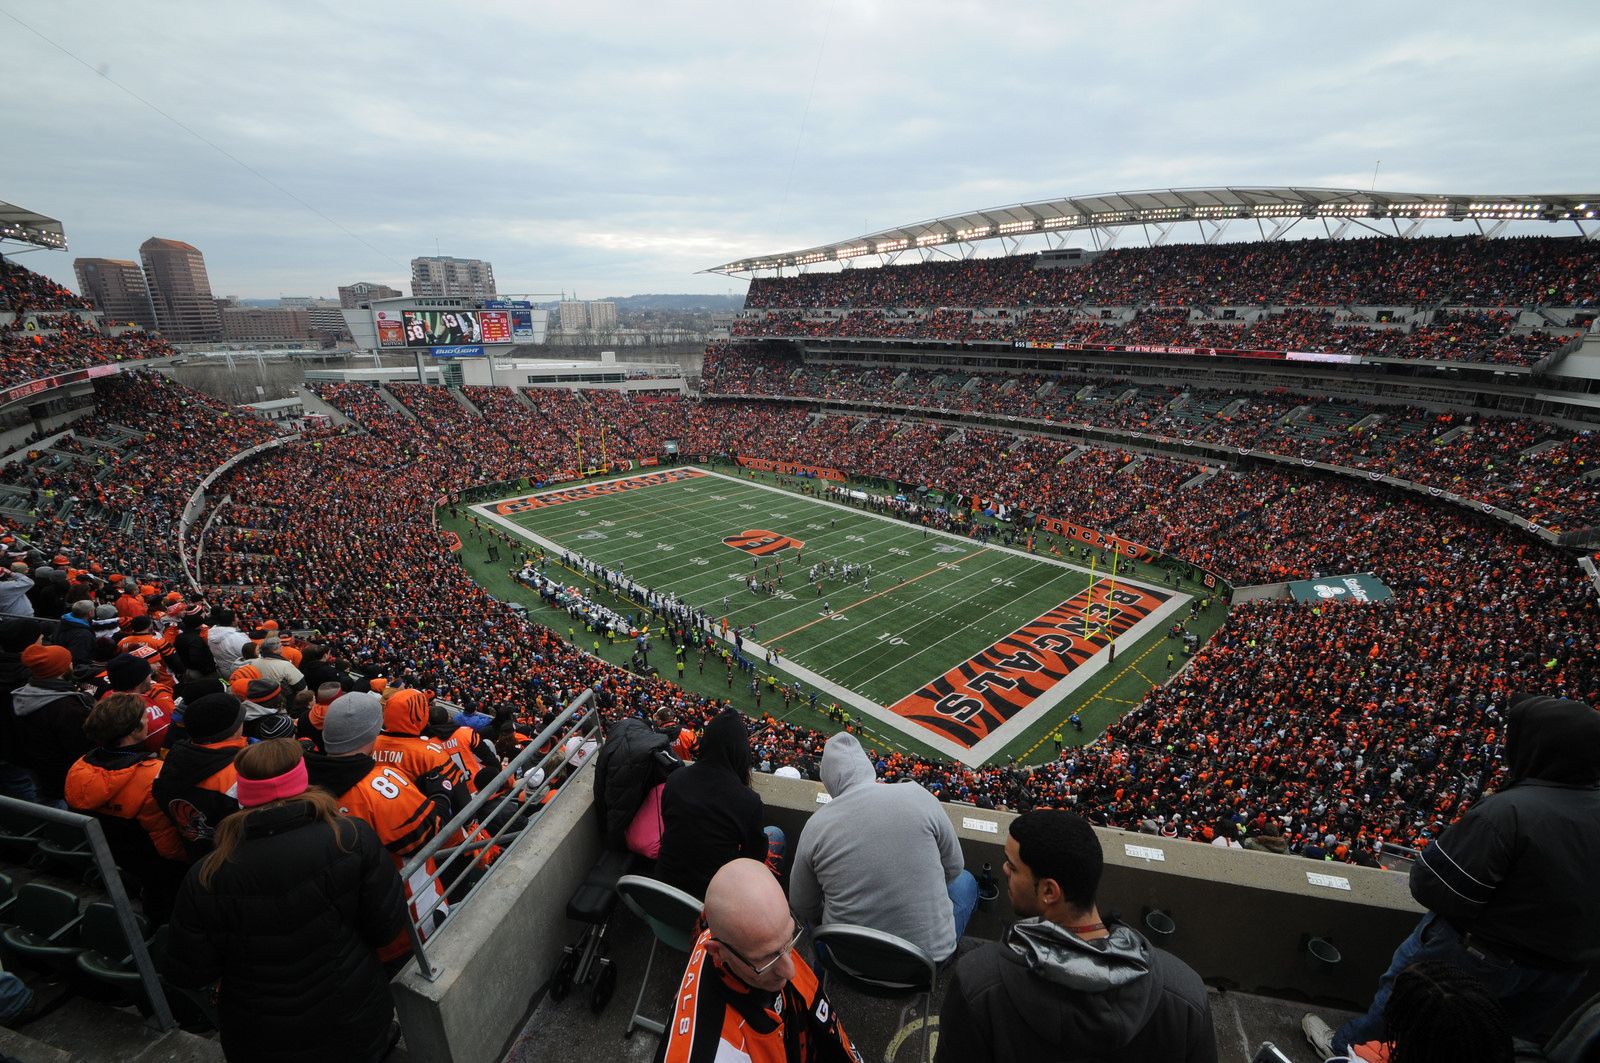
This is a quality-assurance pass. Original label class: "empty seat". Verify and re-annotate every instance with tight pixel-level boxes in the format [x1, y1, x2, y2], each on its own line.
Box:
[0, 882, 85, 975]
[74, 902, 151, 1002]
[615, 874, 702, 1039]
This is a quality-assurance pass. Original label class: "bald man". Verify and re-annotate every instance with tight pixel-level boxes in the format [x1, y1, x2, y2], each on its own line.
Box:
[658, 859, 862, 1063]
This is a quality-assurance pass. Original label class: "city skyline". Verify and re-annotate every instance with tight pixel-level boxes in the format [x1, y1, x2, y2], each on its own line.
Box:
[4, 0, 1597, 299]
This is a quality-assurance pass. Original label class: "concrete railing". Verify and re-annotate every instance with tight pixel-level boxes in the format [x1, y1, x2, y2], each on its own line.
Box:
[389, 766, 1424, 1063]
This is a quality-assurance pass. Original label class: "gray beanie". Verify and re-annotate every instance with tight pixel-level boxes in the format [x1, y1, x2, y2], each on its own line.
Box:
[322, 691, 384, 755]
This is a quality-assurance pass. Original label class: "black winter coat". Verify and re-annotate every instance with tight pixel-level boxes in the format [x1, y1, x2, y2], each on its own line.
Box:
[165, 802, 407, 1063]
[10, 679, 94, 802]
[592, 717, 677, 848]
[655, 712, 765, 899]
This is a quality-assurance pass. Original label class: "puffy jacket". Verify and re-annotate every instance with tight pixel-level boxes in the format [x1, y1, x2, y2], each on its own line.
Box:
[165, 803, 407, 1063]
[1410, 695, 1600, 968]
[51, 612, 95, 666]
[936, 919, 1216, 1063]
[152, 737, 245, 860]
[66, 746, 186, 861]
[656, 712, 765, 899]
[592, 717, 678, 848]
[11, 679, 94, 802]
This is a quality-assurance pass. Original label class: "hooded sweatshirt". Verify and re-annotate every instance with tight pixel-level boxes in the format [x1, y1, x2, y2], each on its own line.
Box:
[655, 711, 765, 899]
[1409, 694, 1600, 967]
[11, 679, 94, 801]
[152, 737, 246, 860]
[936, 918, 1216, 1063]
[790, 732, 965, 962]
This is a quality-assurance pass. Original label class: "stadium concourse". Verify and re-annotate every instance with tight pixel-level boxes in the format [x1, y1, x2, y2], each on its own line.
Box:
[2, 241, 1600, 1058]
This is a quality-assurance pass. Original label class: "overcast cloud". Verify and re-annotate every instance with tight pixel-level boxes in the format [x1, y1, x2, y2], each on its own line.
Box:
[3, 0, 1597, 299]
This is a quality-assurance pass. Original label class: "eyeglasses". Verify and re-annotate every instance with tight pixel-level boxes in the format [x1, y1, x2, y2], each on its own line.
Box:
[714, 918, 803, 977]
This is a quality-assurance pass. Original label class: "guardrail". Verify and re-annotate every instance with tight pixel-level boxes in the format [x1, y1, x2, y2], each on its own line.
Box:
[399, 689, 598, 982]
[0, 796, 176, 1030]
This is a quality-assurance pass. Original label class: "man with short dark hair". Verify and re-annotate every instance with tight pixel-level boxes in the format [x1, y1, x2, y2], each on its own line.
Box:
[935, 810, 1216, 1063]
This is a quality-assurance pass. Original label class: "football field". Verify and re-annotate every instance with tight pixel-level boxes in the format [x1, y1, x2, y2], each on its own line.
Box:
[471, 467, 1188, 765]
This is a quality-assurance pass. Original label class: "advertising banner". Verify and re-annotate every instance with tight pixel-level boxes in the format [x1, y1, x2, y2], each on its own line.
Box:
[510, 309, 536, 340]
[1035, 515, 1155, 561]
[483, 299, 533, 309]
[432, 345, 485, 358]
[1287, 572, 1394, 604]
[374, 309, 406, 347]
[736, 455, 846, 481]
[404, 310, 481, 346]
[1012, 339, 1361, 365]
[479, 310, 511, 344]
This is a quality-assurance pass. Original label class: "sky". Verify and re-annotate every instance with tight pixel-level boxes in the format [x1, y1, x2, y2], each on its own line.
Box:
[3, 0, 1597, 300]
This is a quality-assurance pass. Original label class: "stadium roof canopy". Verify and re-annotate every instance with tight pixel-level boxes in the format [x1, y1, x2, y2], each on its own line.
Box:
[704, 186, 1600, 276]
[0, 201, 67, 251]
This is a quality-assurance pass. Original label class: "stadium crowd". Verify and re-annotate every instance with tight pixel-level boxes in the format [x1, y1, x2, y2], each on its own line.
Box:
[702, 345, 1600, 530]
[0, 293, 1595, 1056]
[745, 236, 1600, 310]
[1, 369, 1591, 873]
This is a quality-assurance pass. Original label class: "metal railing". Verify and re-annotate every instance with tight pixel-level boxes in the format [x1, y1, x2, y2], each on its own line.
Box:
[398, 689, 599, 981]
[0, 797, 176, 1030]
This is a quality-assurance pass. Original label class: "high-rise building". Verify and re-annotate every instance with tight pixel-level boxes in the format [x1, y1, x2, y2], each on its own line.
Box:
[410, 256, 496, 299]
[219, 306, 310, 343]
[338, 281, 403, 309]
[306, 304, 351, 341]
[556, 299, 618, 332]
[72, 257, 157, 331]
[139, 237, 222, 342]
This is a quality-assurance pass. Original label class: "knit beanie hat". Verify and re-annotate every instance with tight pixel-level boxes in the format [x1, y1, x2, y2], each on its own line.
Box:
[323, 691, 384, 755]
[184, 693, 246, 744]
[106, 653, 152, 692]
[21, 643, 72, 679]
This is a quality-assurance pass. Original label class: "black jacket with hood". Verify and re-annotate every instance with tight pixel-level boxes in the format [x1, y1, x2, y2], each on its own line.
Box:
[10, 678, 94, 802]
[592, 716, 679, 849]
[936, 918, 1216, 1063]
[655, 711, 764, 899]
[1409, 694, 1600, 968]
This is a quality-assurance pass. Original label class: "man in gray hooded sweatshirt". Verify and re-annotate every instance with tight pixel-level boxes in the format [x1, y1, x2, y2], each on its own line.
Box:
[789, 732, 975, 964]
[935, 810, 1215, 1063]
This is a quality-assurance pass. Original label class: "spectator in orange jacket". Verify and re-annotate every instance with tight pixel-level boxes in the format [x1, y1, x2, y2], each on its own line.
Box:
[65, 693, 187, 921]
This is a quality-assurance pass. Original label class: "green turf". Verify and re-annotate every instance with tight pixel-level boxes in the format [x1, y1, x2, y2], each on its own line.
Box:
[502, 470, 1093, 710]
[442, 463, 1231, 767]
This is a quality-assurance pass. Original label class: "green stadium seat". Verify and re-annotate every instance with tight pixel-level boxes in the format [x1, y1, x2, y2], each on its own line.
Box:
[73, 902, 150, 1003]
[0, 882, 84, 976]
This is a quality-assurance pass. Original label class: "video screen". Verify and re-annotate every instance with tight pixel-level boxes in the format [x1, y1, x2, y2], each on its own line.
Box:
[479, 310, 511, 344]
[403, 310, 480, 346]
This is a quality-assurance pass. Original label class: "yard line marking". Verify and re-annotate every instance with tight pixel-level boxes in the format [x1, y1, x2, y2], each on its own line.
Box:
[767, 546, 990, 642]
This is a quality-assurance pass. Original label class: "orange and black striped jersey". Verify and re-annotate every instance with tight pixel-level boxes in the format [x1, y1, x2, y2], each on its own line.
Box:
[373, 733, 473, 816]
[659, 928, 862, 1063]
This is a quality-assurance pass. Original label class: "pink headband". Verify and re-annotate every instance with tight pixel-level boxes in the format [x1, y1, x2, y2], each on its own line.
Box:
[235, 759, 309, 808]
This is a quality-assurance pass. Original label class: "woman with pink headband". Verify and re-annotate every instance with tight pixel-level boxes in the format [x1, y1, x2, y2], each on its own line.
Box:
[165, 739, 408, 1063]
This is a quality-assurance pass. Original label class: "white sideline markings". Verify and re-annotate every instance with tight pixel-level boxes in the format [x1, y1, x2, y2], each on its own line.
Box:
[468, 467, 1192, 767]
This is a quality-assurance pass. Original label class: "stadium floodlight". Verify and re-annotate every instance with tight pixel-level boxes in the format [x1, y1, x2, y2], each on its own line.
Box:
[0, 201, 67, 251]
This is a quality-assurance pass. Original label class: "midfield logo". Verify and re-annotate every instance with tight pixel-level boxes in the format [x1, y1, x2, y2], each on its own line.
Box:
[722, 529, 805, 556]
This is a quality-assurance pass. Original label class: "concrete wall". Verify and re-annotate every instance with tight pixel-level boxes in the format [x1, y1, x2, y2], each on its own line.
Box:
[390, 766, 603, 1063]
[752, 774, 1421, 1009]
[393, 765, 1425, 1063]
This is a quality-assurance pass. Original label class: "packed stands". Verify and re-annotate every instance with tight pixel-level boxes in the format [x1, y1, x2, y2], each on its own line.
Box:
[2, 325, 1598, 883]
[1, 256, 91, 314]
[733, 237, 1596, 366]
[702, 345, 1600, 531]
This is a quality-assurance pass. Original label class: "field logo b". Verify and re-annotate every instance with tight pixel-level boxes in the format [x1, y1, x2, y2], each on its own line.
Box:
[723, 529, 804, 556]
